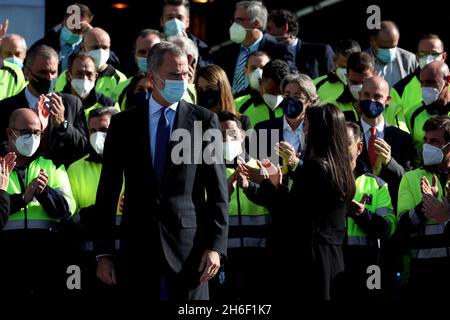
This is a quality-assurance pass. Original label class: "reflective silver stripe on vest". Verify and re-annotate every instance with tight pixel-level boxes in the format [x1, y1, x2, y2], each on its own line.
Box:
[115, 239, 121, 250]
[81, 240, 120, 252]
[228, 215, 271, 226]
[2, 219, 58, 231]
[346, 236, 377, 246]
[411, 223, 450, 259]
[228, 237, 267, 248]
[116, 215, 122, 225]
[375, 207, 394, 217]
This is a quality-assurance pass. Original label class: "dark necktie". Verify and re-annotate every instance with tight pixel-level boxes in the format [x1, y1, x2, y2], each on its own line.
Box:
[154, 108, 170, 183]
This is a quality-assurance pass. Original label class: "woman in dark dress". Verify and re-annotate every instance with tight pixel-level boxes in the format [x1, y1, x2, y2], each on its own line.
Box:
[248, 103, 356, 300]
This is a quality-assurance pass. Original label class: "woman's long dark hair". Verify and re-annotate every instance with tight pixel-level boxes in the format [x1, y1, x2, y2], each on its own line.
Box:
[304, 103, 356, 202]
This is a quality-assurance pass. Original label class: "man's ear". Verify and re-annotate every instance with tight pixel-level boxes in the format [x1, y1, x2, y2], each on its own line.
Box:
[23, 66, 32, 81]
[385, 95, 392, 105]
[160, 17, 165, 28]
[66, 71, 72, 83]
[185, 17, 190, 29]
[281, 23, 289, 34]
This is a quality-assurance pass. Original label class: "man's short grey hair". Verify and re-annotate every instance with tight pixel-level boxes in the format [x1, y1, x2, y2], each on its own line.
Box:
[236, 1, 268, 31]
[0, 34, 27, 52]
[281, 73, 319, 104]
[147, 41, 186, 73]
[25, 44, 58, 69]
[88, 106, 119, 121]
[167, 36, 198, 68]
[139, 28, 164, 40]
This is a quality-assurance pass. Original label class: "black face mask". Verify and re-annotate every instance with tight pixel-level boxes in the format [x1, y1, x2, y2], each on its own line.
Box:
[30, 72, 56, 95]
[198, 89, 220, 109]
[281, 97, 304, 119]
[128, 90, 149, 107]
[359, 100, 384, 119]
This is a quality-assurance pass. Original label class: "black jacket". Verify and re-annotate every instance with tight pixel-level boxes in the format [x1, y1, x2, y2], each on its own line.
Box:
[212, 35, 279, 86]
[277, 40, 335, 79]
[358, 122, 414, 210]
[0, 190, 9, 230]
[0, 88, 88, 167]
[95, 99, 229, 277]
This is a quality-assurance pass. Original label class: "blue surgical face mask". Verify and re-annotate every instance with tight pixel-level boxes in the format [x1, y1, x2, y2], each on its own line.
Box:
[375, 47, 397, 64]
[4, 56, 24, 68]
[60, 26, 82, 45]
[164, 18, 186, 37]
[154, 73, 187, 104]
[359, 100, 385, 119]
[136, 57, 148, 73]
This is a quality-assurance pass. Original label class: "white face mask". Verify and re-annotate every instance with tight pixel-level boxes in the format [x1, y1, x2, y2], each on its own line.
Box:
[223, 140, 242, 161]
[335, 68, 347, 85]
[13, 132, 40, 157]
[422, 86, 442, 105]
[422, 142, 450, 166]
[90, 131, 107, 155]
[229, 22, 247, 44]
[71, 78, 95, 98]
[248, 68, 262, 91]
[263, 94, 283, 110]
[419, 55, 438, 70]
[349, 84, 363, 100]
[88, 49, 110, 69]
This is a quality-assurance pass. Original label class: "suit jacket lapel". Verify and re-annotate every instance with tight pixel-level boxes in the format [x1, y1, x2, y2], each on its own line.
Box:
[162, 100, 194, 184]
[137, 103, 156, 185]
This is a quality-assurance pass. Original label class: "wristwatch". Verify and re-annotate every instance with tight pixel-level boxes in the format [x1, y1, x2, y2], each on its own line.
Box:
[60, 120, 69, 130]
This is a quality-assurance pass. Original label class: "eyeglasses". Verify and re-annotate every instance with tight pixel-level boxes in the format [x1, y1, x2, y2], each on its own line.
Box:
[417, 51, 443, 59]
[11, 128, 43, 138]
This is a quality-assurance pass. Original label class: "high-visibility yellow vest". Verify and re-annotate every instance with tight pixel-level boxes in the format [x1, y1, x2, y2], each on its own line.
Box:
[67, 154, 122, 216]
[314, 73, 359, 122]
[347, 173, 396, 246]
[235, 94, 283, 127]
[55, 65, 127, 98]
[5, 156, 75, 230]
[226, 158, 271, 248]
[398, 168, 450, 259]
[0, 60, 27, 101]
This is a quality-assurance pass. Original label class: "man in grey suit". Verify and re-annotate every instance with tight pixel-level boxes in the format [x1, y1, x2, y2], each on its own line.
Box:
[367, 21, 417, 87]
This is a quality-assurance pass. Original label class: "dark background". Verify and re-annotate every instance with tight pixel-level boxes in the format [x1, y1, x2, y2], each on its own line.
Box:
[44, 0, 450, 73]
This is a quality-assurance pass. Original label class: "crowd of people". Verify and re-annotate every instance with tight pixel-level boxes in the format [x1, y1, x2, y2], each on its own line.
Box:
[0, 0, 450, 302]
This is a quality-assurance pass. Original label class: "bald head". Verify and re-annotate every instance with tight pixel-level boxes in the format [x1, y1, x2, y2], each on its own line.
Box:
[9, 108, 41, 129]
[371, 20, 400, 49]
[0, 34, 27, 62]
[358, 75, 391, 119]
[83, 27, 111, 51]
[362, 75, 390, 97]
[421, 60, 450, 88]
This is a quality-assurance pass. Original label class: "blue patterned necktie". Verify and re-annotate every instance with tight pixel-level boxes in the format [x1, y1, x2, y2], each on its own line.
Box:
[232, 46, 250, 94]
[154, 108, 170, 184]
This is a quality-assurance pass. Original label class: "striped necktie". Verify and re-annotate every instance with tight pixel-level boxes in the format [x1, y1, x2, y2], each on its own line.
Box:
[232, 45, 251, 94]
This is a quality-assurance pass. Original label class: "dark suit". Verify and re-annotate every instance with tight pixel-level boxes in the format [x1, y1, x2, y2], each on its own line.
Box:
[212, 35, 278, 86]
[95, 99, 228, 300]
[279, 40, 335, 80]
[358, 122, 414, 209]
[0, 190, 9, 230]
[0, 88, 88, 167]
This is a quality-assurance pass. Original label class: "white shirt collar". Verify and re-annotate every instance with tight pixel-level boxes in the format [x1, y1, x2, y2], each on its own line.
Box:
[361, 117, 384, 135]
[149, 94, 178, 115]
[283, 116, 303, 132]
[25, 86, 39, 110]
